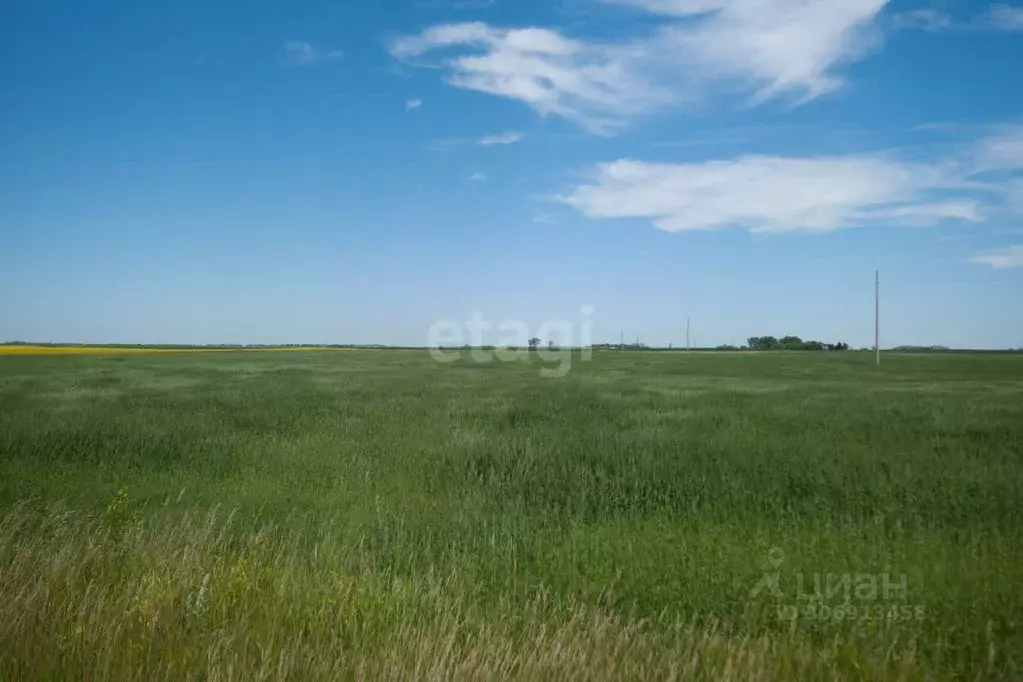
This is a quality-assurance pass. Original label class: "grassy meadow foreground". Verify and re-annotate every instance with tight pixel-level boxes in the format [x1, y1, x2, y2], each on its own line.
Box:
[0, 349, 1020, 679]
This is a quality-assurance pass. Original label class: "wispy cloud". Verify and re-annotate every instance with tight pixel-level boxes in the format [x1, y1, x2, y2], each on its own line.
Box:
[416, 0, 497, 9]
[984, 3, 1023, 30]
[389, 23, 669, 133]
[970, 244, 1023, 269]
[892, 3, 1023, 32]
[283, 41, 343, 66]
[406, 98, 423, 110]
[478, 131, 525, 146]
[425, 137, 469, 151]
[427, 131, 525, 150]
[613, 0, 888, 102]
[560, 155, 974, 233]
[389, 0, 887, 133]
[973, 123, 1023, 171]
[907, 121, 968, 134]
[468, 171, 487, 181]
[558, 128, 1023, 234]
[653, 135, 754, 149]
[891, 9, 953, 31]
[1005, 178, 1023, 215]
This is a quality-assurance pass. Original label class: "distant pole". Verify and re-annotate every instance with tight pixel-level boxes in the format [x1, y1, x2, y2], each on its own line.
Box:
[875, 270, 881, 366]
[620, 330, 624, 352]
[686, 318, 691, 355]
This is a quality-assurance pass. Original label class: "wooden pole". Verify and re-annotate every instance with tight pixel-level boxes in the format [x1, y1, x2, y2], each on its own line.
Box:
[875, 270, 881, 366]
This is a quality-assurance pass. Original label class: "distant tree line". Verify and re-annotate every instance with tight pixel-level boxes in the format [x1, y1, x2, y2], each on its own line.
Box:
[591, 342, 649, 351]
[745, 336, 849, 351]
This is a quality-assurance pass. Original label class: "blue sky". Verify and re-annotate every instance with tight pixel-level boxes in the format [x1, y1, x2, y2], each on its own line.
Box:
[2, 0, 1022, 348]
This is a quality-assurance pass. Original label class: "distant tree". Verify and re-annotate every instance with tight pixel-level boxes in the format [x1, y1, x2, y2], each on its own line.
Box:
[747, 336, 780, 350]
[779, 335, 805, 350]
[548, 340, 555, 351]
[528, 337, 541, 351]
[746, 336, 853, 351]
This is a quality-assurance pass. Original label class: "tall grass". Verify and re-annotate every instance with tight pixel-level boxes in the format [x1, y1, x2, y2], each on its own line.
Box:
[0, 505, 980, 680]
[0, 350, 1020, 678]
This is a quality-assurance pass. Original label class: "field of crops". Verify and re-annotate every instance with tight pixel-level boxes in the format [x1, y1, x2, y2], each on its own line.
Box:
[0, 345, 365, 356]
[0, 349, 1020, 679]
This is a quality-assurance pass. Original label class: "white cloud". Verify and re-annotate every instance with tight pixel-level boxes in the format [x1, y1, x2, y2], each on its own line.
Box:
[1005, 178, 1023, 215]
[469, 171, 487, 181]
[560, 155, 974, 233]
[390, 1, 888, 132]
[559, 128, 1023, 234]
[406, 98, 423, 110]
[970, 244, 1023, 269]
[986, 3, 1023, 30]
[479, 131, 525, 145]
[284, 41, 343, 66]
[891, 9, 952, 31]
[619, 0, 888, 103]
[285, 41, 317, 65]
[973, 124, 1023, 172]
[893, 3, 1023, 32]
[390, 23, 669, 133]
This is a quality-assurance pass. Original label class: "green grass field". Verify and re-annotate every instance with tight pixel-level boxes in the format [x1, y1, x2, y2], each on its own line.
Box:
[1, 350, 1020, 679]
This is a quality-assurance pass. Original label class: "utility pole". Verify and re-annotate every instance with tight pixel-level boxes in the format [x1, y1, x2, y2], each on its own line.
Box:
[620, 330, 624, 352]
[686, 317, 691, 355]
[875, 270, 881, 366]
